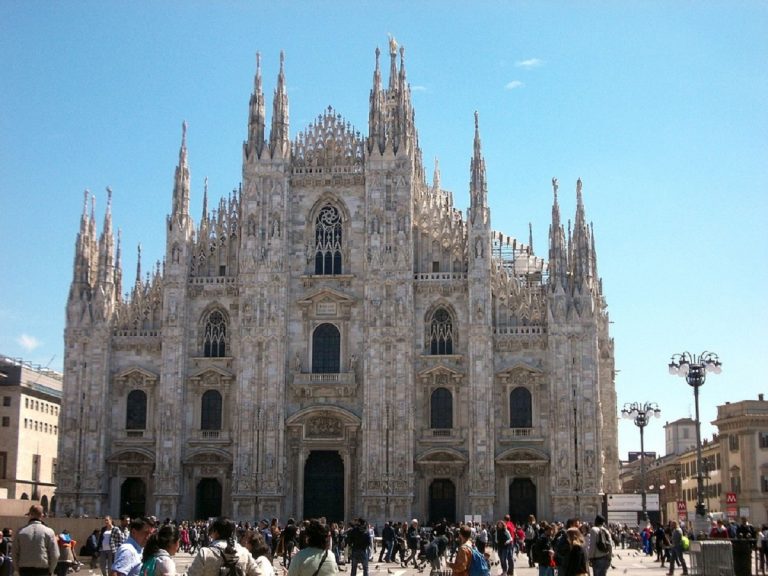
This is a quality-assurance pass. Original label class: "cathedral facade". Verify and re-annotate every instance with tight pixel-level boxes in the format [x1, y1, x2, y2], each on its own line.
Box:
[57, 42, 619, 524]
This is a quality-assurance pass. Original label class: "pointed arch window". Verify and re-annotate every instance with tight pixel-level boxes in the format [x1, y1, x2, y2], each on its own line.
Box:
[203, 310, 227, 357]
[314, 205, 343, 275]
[429, 308, 454, 355]
[430, 387, 453, 429]
[201, 390, 222, 430]
[312, 323, 341, 373]
[126, 390, 147, 430]
[509, 387, 532, 428]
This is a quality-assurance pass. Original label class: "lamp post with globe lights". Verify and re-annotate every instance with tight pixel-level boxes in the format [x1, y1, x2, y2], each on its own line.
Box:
[668, 351, 722, 518]
[621, 401, 661, 522]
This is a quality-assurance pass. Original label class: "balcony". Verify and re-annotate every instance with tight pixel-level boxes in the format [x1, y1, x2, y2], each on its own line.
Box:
[420, 428, 465, 444]
[291, 371, 358, 398]
[114, 429, 154, 446]
[498, 427, 542, 444]
[189, 429, 231, 445]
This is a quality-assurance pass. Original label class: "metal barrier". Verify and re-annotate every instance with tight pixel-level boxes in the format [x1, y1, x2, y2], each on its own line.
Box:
[688, 540, 734, 576]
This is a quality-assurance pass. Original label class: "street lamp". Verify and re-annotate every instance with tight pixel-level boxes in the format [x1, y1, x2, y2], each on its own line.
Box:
[668, 351, 722, 518]
[621, 401, 661, 522]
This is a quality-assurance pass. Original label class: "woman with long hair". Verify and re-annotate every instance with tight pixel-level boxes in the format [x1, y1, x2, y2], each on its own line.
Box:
[561, 527, 588, 576]
[140, 525, 181, 576]
[242, 530, 275, 576]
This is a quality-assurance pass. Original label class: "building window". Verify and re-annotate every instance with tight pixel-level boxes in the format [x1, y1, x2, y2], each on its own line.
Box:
[25, 398, 29, 409]
[2, 396, 10, 407]
[509, 387, 533, 428]
[126, 390, 147, 430]
[52, 458, 57, 484]
[203, 310, 228, 358]
[1, 416, 9, 427]
[428, 308, 454, 355]
[430, 388, 453, 429]
[312, 323, 341, 373]
[731, 474, 741, 494]
[729, 434, 740, 452]
[0, 451, 6, 479]
[761, 475, 768, 493]
[201, 390, 222, 431]
[314, 204, 343, 275]
[759, 432, 768, 449]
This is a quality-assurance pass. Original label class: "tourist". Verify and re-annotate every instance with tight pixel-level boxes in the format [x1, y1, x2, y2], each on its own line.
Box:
[287, 520, 338, 576]
[139, 525, 180, 576]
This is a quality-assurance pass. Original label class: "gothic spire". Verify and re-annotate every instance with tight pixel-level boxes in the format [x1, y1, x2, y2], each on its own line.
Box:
[387, 35, 398, 92]
[470, 111, 488, 211]
[571, 178, 593, 290]
[245, 52, 266, 160]
[115, 228, 123, 302]
[171, 121, 191, 227]
[135, 243, 143, 289]
[97, 186, 115, 286]
[72, 189, 94, 287]
[368, 46, 385, 154]
[202, 177, 209, 221]
[433, 157, 441, 191]
[269, 51, 290, 159]
[548, 177, 568, 291]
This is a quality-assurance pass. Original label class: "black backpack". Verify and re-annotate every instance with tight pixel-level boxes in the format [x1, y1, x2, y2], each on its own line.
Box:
[211, 546, 244, 576]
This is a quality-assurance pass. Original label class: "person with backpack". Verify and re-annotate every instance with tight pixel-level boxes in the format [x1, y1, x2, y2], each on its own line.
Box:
[448, 526, 473, 576]
[139, 525, 180, 576]
[55, 530, 79, 576]
[530, 522, 556, 576]
[586, 516, 612, 576]
[523, 517, 538, 568]
[187, 517, 260, 576]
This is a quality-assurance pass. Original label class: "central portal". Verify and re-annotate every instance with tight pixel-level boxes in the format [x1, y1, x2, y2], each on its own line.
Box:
[303, 450, 344, 522]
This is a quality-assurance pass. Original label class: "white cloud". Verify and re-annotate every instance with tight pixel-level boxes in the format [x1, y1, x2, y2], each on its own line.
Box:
[411, 85, 427, 92]
[504, 80, 524, 90]
[18, 334, 41, 351]
[515, 58, 543, 69]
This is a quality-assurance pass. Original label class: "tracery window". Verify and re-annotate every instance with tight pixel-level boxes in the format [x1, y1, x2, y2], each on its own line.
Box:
[203, 310, 227, 357]
[509, 387, 532, 428]
[126, 390, 147, 430]
[314, 205, 343, 275]
[312, 323, 341, 373]
[430, 387, 453, 429]
[201, 390, 222, 430]
[429, 308, 454, 355]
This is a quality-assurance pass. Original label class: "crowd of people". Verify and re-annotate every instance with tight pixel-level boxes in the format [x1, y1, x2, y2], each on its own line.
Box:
[2, 507, 767, 576]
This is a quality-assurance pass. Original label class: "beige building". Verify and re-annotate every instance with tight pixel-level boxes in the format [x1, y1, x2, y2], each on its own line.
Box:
[621, 396, 768, 526]
[57, 41, 619, 524]
[0, 355, 62, 512]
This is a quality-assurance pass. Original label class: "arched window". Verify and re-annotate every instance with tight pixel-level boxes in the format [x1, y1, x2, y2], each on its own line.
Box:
[201, 390, 222, 430]
[203, 310, 227, 357]
[430, 387, 453, 429]
[126, 390, 147, 430]
[314, 205, 343, 275]
[429, 308, 454, 355]
[510, 387, 532, 428]
[312, 323, 341, 373]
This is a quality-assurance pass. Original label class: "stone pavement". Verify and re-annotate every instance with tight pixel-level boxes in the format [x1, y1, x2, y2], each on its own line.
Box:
[171, 547, 685, 576]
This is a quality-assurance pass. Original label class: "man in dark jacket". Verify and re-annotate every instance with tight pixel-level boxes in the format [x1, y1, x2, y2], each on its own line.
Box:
[378, 522, 395, 563]
[348, 519, 372, 576]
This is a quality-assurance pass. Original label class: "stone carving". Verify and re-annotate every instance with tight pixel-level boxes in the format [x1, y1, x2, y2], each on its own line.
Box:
[306, 416, 342, 438]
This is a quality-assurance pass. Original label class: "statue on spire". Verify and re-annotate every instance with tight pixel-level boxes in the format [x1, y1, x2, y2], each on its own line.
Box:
[388, 34, 398, 55]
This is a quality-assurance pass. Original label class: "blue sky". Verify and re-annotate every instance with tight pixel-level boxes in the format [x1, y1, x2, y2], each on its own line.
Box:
[1, 1, 766, 459]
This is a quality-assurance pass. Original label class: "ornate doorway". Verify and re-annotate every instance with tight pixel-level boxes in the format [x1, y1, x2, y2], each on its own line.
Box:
[303, 451, 344, 522]
[508, 478, 536, 523]
[120, 478, 147, 517]
[196, 478, 222, 520]
[429, 479, 456, 523]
